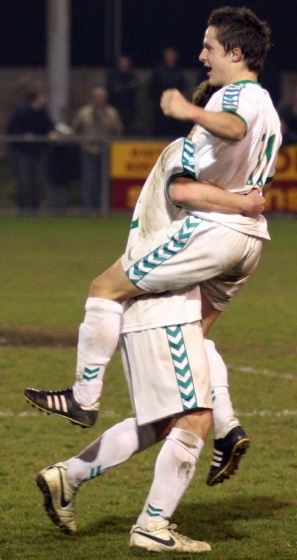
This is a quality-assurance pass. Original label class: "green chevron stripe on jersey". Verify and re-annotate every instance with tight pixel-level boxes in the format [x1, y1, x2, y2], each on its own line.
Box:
[147, 504, 164, 518]
[222, 83, 245, 111]
[182, 137, 195, 175]
[166, 137, 196, 197]
[126, 215, 202, 284]
[83, 367, 100, 381]
[131, 218, 139, 229]
[166, 326, 198, 410]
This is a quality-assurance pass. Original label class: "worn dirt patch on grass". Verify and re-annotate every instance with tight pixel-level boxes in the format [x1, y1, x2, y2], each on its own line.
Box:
[0, 326, 77, 347]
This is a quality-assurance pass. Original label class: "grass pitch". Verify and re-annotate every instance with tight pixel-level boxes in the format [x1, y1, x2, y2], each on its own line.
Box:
[0, 214, 296, 560]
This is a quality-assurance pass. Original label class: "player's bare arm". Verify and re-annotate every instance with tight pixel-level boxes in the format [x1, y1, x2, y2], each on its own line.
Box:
[169, 177, 265, 217]
[161, 88, 246, 140]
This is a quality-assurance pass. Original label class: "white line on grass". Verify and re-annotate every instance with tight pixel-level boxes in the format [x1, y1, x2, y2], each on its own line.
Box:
[2, 409, 297, 418]
[0, 409, 121, 418]
[1, 365, 295, 419]
[228, 364, 295, 380]
[236, 409, 297, 417]
[0, 411, 40, 417]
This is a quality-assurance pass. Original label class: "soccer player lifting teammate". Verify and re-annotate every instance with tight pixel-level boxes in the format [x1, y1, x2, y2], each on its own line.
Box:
[25, 7, 281, 553]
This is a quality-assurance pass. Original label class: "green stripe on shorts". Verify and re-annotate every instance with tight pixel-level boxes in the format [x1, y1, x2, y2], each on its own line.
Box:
[127, 215, 202, 285]
[166, 326, 198, 410]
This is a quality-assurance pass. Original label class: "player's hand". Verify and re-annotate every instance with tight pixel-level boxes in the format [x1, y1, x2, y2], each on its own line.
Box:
[160, 89, 194, 121]
[243, 189, 265, 217]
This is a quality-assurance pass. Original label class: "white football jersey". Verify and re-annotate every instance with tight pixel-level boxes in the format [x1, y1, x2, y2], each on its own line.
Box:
[122, 82, 282, 331]
[127, 137, 184, 247]
[190, 81, 282, 238]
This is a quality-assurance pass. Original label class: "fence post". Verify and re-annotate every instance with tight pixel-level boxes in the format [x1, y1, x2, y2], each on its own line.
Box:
[100, 138, 110, 215]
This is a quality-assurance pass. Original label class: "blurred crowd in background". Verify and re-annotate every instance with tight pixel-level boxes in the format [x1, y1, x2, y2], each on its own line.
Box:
[2, 47, 297, 214]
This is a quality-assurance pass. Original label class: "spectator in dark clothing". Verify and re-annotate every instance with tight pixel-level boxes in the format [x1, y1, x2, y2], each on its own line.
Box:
[46, 142, 80, 212]
[150, 47, 190, 137]
[106, 55, 140, 135]
[6, 89, 56, 212]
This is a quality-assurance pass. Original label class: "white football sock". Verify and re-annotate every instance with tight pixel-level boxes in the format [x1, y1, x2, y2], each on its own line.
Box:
[204, 339, 239, 439]
[137, 427, 204, 527]
[72, 297, 123, 408]
[66, 418, 156, 487]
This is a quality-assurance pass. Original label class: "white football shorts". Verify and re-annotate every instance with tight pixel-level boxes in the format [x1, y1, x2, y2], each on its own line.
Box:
[121, 214, 263, 311]
[119, 320, 211, 426]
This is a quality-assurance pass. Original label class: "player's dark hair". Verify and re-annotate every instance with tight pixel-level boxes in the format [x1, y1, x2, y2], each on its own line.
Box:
[192, 80, 219, 108]
[208, 6, 271, 72]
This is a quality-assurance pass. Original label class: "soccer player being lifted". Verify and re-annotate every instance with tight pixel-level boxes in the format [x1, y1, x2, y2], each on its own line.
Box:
[25, 8, 281, 551]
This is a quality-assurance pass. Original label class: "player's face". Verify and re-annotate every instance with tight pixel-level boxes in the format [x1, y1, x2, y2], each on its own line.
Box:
[199, 26, 233, 87]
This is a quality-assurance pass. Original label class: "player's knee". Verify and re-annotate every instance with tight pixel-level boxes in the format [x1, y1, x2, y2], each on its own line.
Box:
[175, 409, 212, 441]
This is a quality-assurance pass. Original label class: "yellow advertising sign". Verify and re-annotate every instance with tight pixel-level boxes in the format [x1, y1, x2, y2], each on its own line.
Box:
[109, 141, 297, 213]
[275, 144, 297, 181]
[110, 141, 168, 179]
[265, 184, 297, 212]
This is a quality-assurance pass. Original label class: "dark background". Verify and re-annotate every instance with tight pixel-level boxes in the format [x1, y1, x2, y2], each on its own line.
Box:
[0, 0, 296, 71]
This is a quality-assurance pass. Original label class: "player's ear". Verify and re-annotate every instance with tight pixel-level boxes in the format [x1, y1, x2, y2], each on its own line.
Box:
[232, 48, 244, 62]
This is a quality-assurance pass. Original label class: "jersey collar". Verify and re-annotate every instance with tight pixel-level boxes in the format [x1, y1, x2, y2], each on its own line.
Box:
[233, 80, 262, 87]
